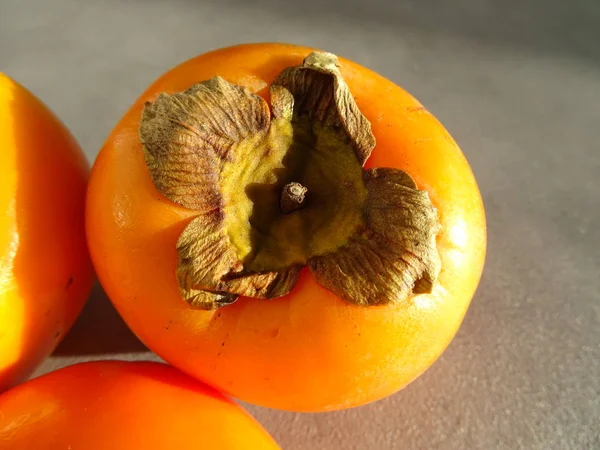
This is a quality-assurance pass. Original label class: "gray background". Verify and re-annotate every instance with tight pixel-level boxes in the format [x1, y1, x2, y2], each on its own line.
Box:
[2, 0, 599, 448]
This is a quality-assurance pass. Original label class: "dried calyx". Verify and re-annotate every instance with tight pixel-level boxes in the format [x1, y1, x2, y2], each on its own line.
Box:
[140, 52, 441, 310]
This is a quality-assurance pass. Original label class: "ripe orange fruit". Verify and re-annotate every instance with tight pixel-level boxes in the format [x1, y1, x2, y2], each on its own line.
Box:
[0, 74, 94, 391]
[0, 361, 280, 449]
[87, 43, 486, 411]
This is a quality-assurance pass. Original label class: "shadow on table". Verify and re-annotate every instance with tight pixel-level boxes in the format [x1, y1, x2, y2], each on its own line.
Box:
[54, 283, 149, 355]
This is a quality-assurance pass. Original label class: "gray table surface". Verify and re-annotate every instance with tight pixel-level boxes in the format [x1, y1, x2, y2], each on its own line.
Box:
[2, 0, 599, 449]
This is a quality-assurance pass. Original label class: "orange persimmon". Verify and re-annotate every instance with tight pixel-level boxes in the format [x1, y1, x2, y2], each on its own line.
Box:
[87, 43, 486, 412]
[0, 74, 94, 391]
[0, 361, 280, 449]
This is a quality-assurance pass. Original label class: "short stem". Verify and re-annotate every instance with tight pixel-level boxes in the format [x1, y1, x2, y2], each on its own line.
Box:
[280, 182, 308, 214]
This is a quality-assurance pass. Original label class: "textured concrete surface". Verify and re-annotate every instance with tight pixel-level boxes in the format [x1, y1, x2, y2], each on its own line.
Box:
[2, 0, 599, 448]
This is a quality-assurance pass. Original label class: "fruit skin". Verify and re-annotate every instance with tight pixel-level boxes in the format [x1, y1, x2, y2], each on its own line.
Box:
[87, 43, 487, 412]
[0, 361, 280, 450]
[0, 74, 94, 391]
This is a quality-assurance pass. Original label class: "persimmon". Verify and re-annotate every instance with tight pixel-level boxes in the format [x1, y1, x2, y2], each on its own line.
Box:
[0, 361, 280, 449]
[0, 74, 93, 391]
[87, 43, 486, 412]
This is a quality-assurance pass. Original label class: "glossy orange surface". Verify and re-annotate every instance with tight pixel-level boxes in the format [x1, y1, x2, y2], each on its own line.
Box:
[87, 43, 487, 411]
[0, 361, 280, 449]
[0, 74, 93, 391]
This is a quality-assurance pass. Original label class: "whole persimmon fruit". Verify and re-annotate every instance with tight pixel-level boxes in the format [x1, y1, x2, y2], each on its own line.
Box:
[0, 74, 93, 391]
[87, 43, 486, 412]
[0, 361, 280, 449]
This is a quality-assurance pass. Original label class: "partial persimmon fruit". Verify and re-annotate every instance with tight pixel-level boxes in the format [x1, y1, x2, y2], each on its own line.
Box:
[0, 74, 94, 391]
[87, 43, 486, 412]
[0, 361, 280, 449]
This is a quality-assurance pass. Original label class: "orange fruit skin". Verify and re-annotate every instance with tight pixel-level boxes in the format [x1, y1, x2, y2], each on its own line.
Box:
[87, 43, 486, 412]
[0, 360, 280, 450]
[0, 74, 94, 391]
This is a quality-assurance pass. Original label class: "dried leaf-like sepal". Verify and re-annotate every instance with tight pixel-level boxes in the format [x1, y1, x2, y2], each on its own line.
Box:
[176, 213, 301, 308]
[308, 168, 441, 306]
[140, 77, 270, 212]
[271, 52, 375, 164]
[140, 78, 299, 309]
[140, 52, 441, 310]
